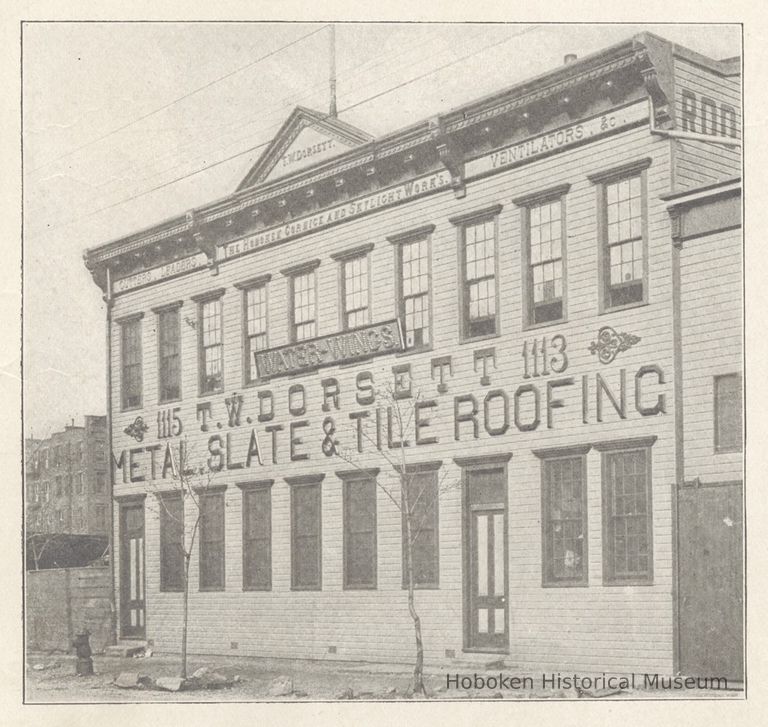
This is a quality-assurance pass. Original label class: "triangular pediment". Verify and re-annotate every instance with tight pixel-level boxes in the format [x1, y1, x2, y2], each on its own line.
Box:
[237, 106, 373, 190]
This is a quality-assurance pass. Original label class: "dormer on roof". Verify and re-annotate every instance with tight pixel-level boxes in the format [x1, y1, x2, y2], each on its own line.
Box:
[237, 106, 373, 190]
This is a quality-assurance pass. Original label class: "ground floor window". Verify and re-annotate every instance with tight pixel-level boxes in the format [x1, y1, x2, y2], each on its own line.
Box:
[241, 482, 272, 591]
[199, 489, 226, 591]
[401, 467, 440, 589]
[159, 493, 184, 592]
[288, 475, 323, 590]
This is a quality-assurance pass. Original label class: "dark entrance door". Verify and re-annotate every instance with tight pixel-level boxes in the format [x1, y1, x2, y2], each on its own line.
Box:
[678, 480, 743, 681]
[464, 465, 508, 652]
[120, 500, 146, 639]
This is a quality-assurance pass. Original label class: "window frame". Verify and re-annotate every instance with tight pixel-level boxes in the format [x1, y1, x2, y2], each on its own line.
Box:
[118, 313, 144, 411]
[235, 275, 271, 387]
[332, 243, 374, 332]
[198, 487, 226, 592]
[714, 372, 744, 454]
[192, 289, 226, 396]
[388, 225, 435, 352]
[595, 436, 656, 586]
[154, 301, 183, 404]
[398, 461, 442, 590]
[450, 205, 503, 342]
[338, 468, 379, 590]
[281, 260, 321, 343]
[589, 158, 652, 313]
[534, 444, 590, 588]
[159, 492, 184, 593]
[238, 480, 273, 592]
[514, 184, 570, 329]
[287, 474, 324, 591]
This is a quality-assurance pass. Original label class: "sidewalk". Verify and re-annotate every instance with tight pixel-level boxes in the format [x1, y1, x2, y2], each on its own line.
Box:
[24, 651, 744, 703]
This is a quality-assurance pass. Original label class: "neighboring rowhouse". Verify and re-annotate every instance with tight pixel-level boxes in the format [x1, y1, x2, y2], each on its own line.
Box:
[83, 33, 743, 679]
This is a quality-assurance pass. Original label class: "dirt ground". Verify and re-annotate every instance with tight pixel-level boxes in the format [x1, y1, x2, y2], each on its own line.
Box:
[24, 651, 744, 703]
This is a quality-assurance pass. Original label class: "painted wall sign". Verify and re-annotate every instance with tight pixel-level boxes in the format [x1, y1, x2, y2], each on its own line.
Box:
[218, 170, 452, 260]
[264, 125, 354, 183]
[464, 102, 648, 179]
[254, 319, 404, 379]
[113, 252, 208, 294]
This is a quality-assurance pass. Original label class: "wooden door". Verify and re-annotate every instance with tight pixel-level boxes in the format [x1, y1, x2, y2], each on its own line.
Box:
[120, 501, 146, 639]
[465, 467, 508, 651]
[678, 481, 743, 681]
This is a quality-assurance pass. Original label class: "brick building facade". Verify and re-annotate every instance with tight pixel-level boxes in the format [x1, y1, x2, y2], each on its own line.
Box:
[84, 33, 743, 679]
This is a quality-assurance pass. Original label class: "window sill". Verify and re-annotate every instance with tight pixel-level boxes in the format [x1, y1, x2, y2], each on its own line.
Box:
[343, 584, 378, 591]
[601, 578, 654, 587]
[120, 405, 143, 414]
[401, 584, 440, 590]
[457, 332, 501, 346]
[158, 397, 183, 406]
[599, 300, 649, 316]
[714, 447, 743, 455]
[242, 586, 272, 592]
[542, 580, 588, 588]
[462, 646, 509, 655]
[199, 587, 225, 593]
[523, 317, 568, 332]
[290, 586, 322, 592]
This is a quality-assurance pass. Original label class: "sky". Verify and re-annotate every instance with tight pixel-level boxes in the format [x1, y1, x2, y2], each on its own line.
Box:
[21, 22, 742, 438]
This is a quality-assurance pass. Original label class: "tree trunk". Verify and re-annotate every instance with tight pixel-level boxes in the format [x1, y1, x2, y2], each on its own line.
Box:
[180, 554, 190, 680]
[404, 513, 426, 696]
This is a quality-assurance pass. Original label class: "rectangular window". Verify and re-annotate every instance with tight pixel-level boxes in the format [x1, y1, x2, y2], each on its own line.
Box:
[55, 475, 62, 497]
[540, 455, 587, 586]
[158, 307, 181, 402]
[601, 444, 654, 584]
[245, 285, 268, 383]
[198, 297, 224, 394]
[715, 373, 743, 452]
[520, 192, 567, 326]
[160, 494, 184, 592]
[95, 505, 106, 530]
[342, 254, 370, 330]
[242, 485, 272, 591]
[402, 470, 439, 588]
[398, 235, 431, 348]
[291, 270, 317, 342]
[94, 472, 105, 493]
[343, 476, 377, 589]
[76, 472, 84, 494]
[199, 491, 225, 591]
[120, 317, 143, 409]
[454, 210, 500, 339]
[290, 480, 322, 590]
[590, 161, 651, 311]
[56, 509, 64, 530]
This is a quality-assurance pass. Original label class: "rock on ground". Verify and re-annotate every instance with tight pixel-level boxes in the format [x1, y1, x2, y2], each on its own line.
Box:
[155, 676, 184, 692]
[114, 672, 141, 689]
[267, 675, 293, 697]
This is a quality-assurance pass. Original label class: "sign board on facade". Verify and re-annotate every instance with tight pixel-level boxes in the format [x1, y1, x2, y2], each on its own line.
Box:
[113, 252, 209, 294]
[464, 102, 648, 179]
[219, 170, 452, 261]
[254, 319, 404, 379]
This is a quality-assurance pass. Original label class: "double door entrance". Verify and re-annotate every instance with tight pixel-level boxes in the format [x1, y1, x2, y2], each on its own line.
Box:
[461, 457, 510, 652]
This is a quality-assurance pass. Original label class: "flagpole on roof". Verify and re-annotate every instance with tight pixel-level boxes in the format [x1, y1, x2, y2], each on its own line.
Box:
[329, 24, 338, 118]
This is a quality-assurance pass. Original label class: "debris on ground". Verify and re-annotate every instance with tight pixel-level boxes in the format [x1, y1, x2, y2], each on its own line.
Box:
[335, 687, 355, 700]
[267, 675, 293, 697]
[155, 676, 183, 692]
[114, 672, 142, 689]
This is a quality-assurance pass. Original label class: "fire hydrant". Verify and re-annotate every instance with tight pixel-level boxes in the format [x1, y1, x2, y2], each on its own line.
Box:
[73, 630, 93, 676]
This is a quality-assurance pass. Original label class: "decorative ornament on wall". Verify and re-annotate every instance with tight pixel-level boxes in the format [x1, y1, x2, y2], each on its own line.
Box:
[589, 326, 641, 365]
[124, 416, 150, 442]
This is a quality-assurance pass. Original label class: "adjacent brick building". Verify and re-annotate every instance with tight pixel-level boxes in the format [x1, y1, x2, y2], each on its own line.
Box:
[83, 33, 743, 679]
[25, 416, 109, 536]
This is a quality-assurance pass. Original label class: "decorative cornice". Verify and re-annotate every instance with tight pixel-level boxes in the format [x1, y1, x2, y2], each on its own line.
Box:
[335, 467, 380, 480]
[280, 258, 321, 277]
[449, 203, 503, 227]
[454, 452, 512, 467]
[386, 224, 436, 245]
[234, 274, 272, 290]
[192, 484, 229, 494]
[235, 479, 274, 490]
[592, 435, 658, 452]
[587, 157, 652, 184]
[190, 287, 226, 303]
[115, 312, 144, 324]
[151, 300, 184, 314]
[532, 444, 591, 459]
[330, 242, 375, 262]
[512, 183, 571, 208]
[393, 460, 443, 474]
[285, 473, 325, 486]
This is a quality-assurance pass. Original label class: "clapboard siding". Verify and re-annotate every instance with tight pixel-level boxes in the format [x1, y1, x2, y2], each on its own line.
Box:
[680, 226, 743, 483]
[673, 58, 741, 190]
[109, 119, 679, 674]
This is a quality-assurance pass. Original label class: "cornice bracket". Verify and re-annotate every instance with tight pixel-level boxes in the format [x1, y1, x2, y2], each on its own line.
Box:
[187, 210, 219, 275]
[634, 36, 675, 130]
[429, 116, 466, 199]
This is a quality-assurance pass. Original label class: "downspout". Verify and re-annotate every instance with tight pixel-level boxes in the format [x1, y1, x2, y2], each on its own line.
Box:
[105, 266, 117, 646]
